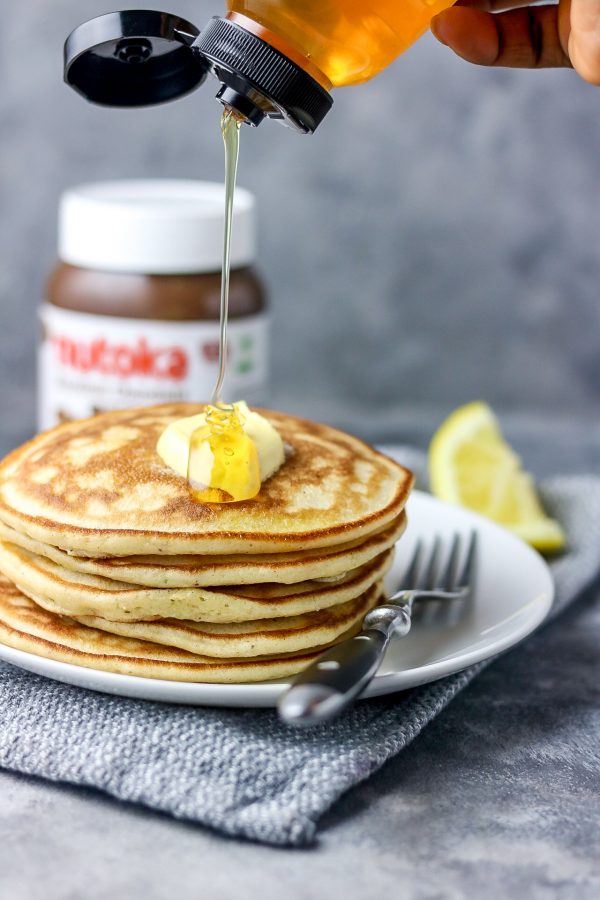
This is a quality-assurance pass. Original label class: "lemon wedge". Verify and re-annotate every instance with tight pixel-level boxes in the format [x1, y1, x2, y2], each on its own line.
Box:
[429, 401, 565, 553]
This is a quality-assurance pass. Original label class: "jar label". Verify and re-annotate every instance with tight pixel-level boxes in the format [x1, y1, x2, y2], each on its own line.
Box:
[38, 304, 269, 430]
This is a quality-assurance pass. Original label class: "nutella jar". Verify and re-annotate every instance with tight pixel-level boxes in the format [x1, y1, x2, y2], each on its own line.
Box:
[38, 180, 268, 430]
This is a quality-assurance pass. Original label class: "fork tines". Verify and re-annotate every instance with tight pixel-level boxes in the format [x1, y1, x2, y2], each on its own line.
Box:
[400, 530, 478, 596]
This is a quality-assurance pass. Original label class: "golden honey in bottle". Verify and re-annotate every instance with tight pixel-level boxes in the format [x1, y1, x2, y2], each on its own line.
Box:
[227, 0, 455, 87]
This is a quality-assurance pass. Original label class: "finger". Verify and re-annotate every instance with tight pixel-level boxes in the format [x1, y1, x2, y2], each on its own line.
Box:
[456, 0, 541, 11]
[569, 0, 600, 84]
[431, 8, 500, 63]
[431, 6, 571, 68]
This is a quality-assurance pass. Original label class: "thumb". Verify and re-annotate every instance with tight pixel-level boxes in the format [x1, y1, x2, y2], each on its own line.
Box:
[569, 0, 600, 84]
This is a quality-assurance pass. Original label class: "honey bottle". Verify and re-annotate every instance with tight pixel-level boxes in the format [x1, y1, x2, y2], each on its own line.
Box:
[64, 2, 454, 132]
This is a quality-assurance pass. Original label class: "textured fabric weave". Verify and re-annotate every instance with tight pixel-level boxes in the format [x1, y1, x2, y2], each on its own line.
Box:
[0, 472, 598, 847]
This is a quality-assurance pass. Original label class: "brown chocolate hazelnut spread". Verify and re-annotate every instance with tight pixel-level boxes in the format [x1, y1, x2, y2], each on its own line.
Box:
[46, 265, 264, 321]
[38, 181, 268, 430]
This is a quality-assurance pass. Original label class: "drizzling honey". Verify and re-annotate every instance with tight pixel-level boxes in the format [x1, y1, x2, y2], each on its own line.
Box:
[211, 106, 243, 408]
[187, 108, 261, 503]
[187, 403, 260, 502]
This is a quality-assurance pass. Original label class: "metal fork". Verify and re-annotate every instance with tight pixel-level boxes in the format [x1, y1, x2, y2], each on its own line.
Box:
[278, 531, 478, 727]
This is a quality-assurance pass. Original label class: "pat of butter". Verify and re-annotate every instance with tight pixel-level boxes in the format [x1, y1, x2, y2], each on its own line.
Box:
[156, 402, 285, 483]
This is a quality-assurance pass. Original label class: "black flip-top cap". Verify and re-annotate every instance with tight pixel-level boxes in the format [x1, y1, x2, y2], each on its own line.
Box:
[64, 10, 208, 107]
[193, 17, 333, 133]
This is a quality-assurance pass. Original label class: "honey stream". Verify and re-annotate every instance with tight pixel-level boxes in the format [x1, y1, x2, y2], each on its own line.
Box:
[187, 108, 260, 503]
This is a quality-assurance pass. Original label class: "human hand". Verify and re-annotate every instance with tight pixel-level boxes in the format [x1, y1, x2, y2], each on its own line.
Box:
[431, 0, 600, 85]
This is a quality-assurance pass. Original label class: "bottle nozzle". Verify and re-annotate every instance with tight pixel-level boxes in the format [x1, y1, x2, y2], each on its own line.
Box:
[216, 86, 266, 128]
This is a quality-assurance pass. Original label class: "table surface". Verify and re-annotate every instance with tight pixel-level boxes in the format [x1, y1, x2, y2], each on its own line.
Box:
[1, 418, 599, 900]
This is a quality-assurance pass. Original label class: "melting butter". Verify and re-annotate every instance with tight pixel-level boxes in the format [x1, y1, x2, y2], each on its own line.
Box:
[157, 402, 284, 502]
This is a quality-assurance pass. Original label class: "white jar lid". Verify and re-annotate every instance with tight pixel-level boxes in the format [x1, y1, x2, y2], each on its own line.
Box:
[58, 179, 256, 274]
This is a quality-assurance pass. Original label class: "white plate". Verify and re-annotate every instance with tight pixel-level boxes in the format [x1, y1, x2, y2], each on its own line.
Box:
[0, 491, 554, 707]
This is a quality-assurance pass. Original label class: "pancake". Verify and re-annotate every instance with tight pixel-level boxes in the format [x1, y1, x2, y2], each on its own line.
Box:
[0, 405, 413, 556]
[70, 581, 382, 657]
[0, 538, 393, 623]
[0, 578, 351, 683]
[0, 405, 413, 684]
[0, 512, 406, 587]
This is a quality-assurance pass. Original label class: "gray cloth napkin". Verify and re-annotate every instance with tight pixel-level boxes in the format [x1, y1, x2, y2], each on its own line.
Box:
[0, 467, 599, 847]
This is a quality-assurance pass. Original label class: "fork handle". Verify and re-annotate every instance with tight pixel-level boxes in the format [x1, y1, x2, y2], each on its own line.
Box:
[279, 604, 412, 727]
[278, 630, 389, 727]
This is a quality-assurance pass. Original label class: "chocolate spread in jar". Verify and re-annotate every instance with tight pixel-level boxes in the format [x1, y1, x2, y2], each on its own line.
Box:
[38, 180, 268, 430]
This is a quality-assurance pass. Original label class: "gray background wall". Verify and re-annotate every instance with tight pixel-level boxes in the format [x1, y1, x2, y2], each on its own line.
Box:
[1, 1, 599, 459]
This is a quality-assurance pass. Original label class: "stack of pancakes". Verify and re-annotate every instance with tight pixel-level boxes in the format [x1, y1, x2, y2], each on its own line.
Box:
[0, 405, 412, 683]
